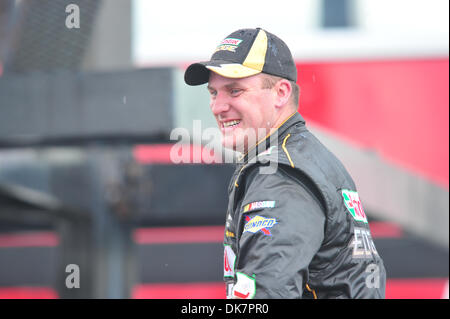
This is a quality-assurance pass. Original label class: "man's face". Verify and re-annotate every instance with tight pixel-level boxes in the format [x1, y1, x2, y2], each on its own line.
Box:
[207, 72, 276, 152]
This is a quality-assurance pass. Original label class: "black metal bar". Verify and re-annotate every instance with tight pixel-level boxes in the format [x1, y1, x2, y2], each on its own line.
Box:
[0, 133, 170, 149]
[0, 182, 90, 222]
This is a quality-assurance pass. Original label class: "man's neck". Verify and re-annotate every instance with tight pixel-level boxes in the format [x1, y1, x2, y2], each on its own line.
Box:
[238, 109, 298, 163]
[269, 107, 298, 136]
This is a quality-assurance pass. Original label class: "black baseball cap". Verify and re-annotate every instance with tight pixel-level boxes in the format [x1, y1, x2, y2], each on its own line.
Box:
[184, 28, 297, 86]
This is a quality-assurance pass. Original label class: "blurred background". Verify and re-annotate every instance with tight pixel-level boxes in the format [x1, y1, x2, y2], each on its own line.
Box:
[0, 0, 448, 299]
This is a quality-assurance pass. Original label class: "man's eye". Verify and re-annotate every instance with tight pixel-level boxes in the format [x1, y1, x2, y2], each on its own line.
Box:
[230, 89, 242, 96]
[209, 90, 217, 97]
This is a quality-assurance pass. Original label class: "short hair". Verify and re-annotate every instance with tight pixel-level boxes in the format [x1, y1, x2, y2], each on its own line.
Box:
[261, 74, 300, 108]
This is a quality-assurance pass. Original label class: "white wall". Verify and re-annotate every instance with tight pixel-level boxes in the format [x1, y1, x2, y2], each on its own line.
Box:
[133, 0, 449, 65]
[132, 0, 320, 64]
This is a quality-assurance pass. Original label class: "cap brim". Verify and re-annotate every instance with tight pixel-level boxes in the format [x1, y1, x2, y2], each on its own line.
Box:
[184, 60, 262, 86]
[184, 62, 210, 86]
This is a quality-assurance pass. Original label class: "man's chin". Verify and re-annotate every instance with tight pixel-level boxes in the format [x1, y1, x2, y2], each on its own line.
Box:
[221, 137, 247, 154]
[221, 127, 262, 154]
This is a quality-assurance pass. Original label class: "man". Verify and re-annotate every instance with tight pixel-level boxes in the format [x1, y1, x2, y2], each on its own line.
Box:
[184, 28, 386, 299]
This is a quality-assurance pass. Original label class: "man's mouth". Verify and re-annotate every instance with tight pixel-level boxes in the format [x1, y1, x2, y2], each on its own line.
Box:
[222, 120, 241, 128]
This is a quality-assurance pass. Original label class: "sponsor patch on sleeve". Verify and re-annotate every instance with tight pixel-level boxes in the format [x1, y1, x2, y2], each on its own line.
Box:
[231, 272, 256, 299]
[243, 200, 275, 213]
[243, 215, 277, 236]
[341, 189, 368, 223]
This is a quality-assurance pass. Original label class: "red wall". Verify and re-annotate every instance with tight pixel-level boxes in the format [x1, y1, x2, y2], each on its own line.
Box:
[296, 58, 449, 188]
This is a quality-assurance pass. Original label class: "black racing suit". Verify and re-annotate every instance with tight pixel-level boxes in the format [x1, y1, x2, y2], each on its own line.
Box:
[223, 112, 386, 299]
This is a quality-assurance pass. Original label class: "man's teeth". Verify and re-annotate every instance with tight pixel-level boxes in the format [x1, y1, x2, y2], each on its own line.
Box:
[223, 120, 241, 128]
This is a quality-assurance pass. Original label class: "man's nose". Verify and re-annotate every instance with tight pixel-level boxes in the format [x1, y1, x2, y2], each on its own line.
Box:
[210, 92, 230, 115]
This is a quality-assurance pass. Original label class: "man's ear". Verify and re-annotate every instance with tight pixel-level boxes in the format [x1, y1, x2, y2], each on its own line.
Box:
[274, 79, 292, 109]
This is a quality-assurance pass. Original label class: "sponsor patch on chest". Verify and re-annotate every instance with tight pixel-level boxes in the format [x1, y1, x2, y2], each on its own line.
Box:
[224, 245, 236, 278]
[243, 215, 277, 236]
[243, 200, 275, 213]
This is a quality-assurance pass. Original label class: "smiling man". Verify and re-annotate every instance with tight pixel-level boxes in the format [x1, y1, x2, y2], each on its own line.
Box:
[184, 28, 386, 299]
[206, 71, 297, 153]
